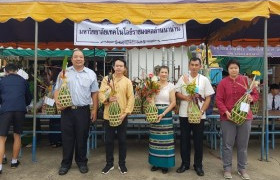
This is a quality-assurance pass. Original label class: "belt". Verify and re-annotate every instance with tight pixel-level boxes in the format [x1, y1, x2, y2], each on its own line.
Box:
[70, 105, 89, 110]
[156, 104, 169, 107]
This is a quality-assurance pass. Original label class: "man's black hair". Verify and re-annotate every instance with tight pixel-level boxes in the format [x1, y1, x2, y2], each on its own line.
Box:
[4, 63, 18, 73]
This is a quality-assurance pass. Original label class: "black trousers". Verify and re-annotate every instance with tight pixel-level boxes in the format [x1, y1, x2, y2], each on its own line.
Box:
[179, 117, 205, 168]
[60, 107, 90, 168]
[104, 118, 127, 166]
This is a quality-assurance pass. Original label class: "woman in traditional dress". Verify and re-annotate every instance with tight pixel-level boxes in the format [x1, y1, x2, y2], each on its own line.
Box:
[148, 66, 176, 174]
[216, 60, 259, 180]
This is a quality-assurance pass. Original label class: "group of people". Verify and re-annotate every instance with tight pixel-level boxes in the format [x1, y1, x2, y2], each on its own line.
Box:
[0, 50, 260, 180]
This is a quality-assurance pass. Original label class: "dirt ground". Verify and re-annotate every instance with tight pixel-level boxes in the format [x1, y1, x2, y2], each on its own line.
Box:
[0, 137, 279, 180]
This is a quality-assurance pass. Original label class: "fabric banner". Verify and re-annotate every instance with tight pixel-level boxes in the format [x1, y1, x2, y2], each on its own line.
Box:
[211, 45, 280, 57]
[217, 56, 264, 79]
[2, 0, 257, 3]
[74, 21, 187, 47]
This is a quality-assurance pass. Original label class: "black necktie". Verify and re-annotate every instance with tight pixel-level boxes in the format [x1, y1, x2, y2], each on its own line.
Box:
[272, 96, 275, 110]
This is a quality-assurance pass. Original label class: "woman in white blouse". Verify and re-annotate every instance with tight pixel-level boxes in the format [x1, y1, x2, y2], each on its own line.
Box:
[148, 66, 176, 174]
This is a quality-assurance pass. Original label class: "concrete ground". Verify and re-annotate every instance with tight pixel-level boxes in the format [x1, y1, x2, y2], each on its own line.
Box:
[1, 137, 279, 180]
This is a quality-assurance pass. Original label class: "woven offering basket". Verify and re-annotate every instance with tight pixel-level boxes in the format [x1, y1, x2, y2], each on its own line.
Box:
[109, 101, 122, 127]
[145, 103, 159, 123]
[45, 105, 57, 115]
[58, 80, 72, 108]
[251, 101, 259, 114]
[142, 100, 149, 114]
[187, 101, 201, 124]
[230, 94, 249, 125]
[57, 109, 61, 114]
[132, 97, 142, 114]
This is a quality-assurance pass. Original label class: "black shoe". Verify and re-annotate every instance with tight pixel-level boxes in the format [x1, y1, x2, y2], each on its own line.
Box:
[78, 165, 88, 174]
[0, 170, 2, 174]
[11, 161, 20, 168]
[58, 167, 69, 175]
[102, 164, 114, 174]
[2, 157, 7, 165]
[162, 168, 168, 174]
[194, 166, 204, 176]
[176, 164, 190, 173]
[118, 165, 127, 174]
[151, 166, 159, 171]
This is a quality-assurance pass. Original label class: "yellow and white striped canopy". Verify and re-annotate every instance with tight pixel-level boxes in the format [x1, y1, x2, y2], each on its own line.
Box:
[0, 0, 279, 24]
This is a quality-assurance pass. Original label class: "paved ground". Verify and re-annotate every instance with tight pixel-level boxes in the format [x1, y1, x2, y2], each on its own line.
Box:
[1, 137, 279, 180]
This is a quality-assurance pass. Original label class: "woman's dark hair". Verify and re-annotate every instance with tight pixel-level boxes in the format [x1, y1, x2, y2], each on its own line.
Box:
[4, 63, 18, 73]
[159, 65, 169, 73]
[226, 59, 240, 70]
[113, 59, 126, 67]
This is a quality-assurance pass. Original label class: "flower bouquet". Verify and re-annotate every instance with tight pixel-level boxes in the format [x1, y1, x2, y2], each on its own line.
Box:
[184, 78, 201, 124]
[107, 73, 122, 127]
[143, 73, 160, 123]
[230, 71, 261, 125]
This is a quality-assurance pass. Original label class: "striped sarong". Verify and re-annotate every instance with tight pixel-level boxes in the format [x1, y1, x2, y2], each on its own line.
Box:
[148, 105, 175, 168]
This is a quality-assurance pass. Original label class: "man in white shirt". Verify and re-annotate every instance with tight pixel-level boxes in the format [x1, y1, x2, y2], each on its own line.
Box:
[267, 84, 280, 110]
[175, 57, 215, 176]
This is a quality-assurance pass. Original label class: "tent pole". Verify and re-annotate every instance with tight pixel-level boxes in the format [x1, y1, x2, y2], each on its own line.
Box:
[205, 42, 209, 65]
[181, 46, 184, 75]
[32, 21, 38, 162]
[152, 48, 155, 73]
[261, 18, 268, 161]
[171, 46, 175, 83]
[145, 49, 148, 75]
[103, 56, 105, 76]
[138, 48, 140, 78]
[264, 18, 269, 161]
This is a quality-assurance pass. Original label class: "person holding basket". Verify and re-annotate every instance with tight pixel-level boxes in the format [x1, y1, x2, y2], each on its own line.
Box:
[99, 59, 134, 175]
[146, 66, 176, 174]
[216, 60, 259, 180]
[175, 57, 214, 176]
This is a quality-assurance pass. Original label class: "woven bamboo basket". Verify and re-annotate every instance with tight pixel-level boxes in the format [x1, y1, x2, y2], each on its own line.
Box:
[142, 100, 149, 114]
[57, 109, 61, 114]
[109, 101, 122, 127]
[132, 97, 142, 114]
[45, 105, 57, 115]
[251, 101, 259, 114]
[145, 103, 159, 123]
[58, 80, 72, 108]
[230, 94, 249, 125]
[187, 101, 201, 124]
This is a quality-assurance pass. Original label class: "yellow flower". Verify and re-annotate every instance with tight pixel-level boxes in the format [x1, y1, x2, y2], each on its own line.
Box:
[252, 71, 261, 76]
